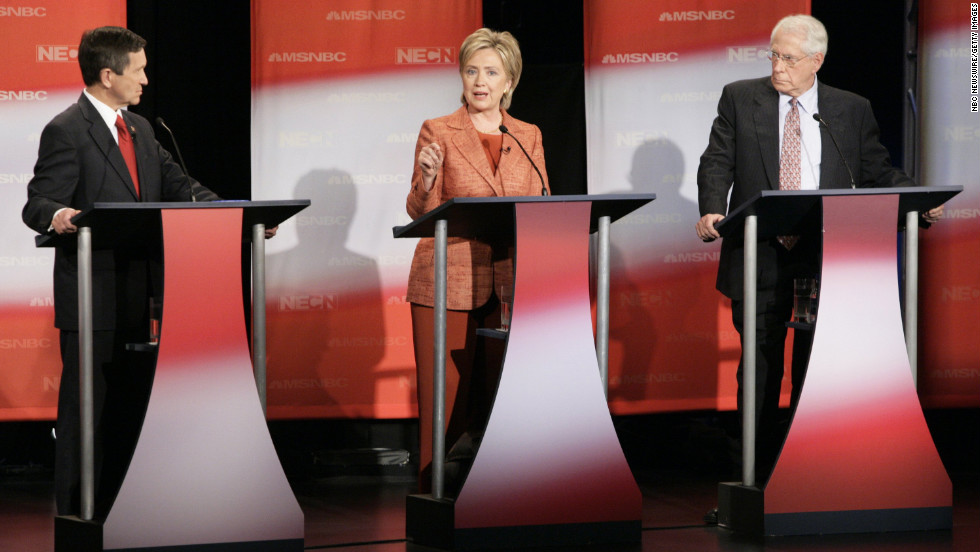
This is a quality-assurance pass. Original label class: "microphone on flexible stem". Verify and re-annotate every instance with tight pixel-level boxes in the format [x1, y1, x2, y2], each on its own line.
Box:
[812, 113, 856, 189]
[499, 125, 548, 196]
[155, 117, 197, 202]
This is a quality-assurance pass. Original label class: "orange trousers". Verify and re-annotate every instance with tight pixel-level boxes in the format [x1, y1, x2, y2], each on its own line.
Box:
[411, 301, 502, 493]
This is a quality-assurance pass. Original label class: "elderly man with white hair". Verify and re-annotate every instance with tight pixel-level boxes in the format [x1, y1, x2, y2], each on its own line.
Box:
[695, 14, 943, 492]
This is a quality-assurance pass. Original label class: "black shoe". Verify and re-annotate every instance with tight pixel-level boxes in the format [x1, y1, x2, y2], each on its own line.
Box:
[703, 507, 718, 525]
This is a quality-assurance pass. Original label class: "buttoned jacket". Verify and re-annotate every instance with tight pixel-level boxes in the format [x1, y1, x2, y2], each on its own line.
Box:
[406, 106, 549, 309]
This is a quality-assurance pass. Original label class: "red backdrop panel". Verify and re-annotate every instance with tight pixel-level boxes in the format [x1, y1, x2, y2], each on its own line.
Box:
[252, 0, 482, 419]
[584, 0, 809, 414]
[0, 1, 127, 421]
[916, 0, 980, 408]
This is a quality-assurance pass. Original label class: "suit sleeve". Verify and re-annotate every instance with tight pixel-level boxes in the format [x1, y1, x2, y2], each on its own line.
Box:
[855, 97, 914, 189]
[406, 119, 442, 220]
[697, 84, 737, 216]
[22, 121, 78, 234]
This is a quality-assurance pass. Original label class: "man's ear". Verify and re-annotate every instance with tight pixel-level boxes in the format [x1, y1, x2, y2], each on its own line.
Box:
[99, 67, 114, 88]
[811, 52, 825, 74]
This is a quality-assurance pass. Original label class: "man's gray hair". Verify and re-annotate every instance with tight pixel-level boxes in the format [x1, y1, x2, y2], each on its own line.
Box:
[772, 14, 828, 56]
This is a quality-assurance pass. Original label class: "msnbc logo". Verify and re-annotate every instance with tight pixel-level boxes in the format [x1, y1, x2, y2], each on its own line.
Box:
[659, 10, 734, 22]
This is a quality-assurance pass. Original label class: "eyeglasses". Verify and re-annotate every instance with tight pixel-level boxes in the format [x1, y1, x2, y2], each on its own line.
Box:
[765, 49, 811, 68]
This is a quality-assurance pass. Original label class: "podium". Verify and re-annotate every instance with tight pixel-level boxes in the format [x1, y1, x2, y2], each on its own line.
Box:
[40, 201, 309, 551]
[393, 194, 653, 550]
[714, 186, 961, 536]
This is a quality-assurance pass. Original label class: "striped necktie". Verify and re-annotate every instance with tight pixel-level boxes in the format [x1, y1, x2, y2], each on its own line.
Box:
[778, 98, 801, 249]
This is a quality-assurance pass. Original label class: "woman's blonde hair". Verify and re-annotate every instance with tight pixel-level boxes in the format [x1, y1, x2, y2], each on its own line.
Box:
[458, 28, 522, 110]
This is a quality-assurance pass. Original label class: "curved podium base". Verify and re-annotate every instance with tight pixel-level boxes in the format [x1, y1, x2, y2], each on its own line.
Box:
[407, 495, 640, 550]
[718, 483, 952, 536]
[406, 200, 642, 549]
[56, 516, 303, 552]
[719, 194, 952, 536]
[56, 207, 304, 551]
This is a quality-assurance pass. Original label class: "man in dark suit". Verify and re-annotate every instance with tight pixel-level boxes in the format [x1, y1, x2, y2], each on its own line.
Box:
[695, 14, 943, 484]
[21, 26, 217, 518]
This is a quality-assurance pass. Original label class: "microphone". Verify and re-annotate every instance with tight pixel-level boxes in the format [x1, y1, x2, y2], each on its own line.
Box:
[156, 117, 197, 202]
[499, 125, 548, 196]
[813, 113, 855, 189]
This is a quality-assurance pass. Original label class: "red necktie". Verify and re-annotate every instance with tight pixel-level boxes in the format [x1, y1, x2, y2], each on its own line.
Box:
[778, 98, 801, 249]
[115, 114, 140, 198]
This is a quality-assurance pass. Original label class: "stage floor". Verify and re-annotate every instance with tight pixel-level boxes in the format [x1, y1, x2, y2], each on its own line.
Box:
[1, 412, 977, 552]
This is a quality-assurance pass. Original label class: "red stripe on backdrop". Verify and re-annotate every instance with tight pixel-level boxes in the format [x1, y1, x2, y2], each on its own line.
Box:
[920, 0, 974, 32]
[920, 229, 980, 408]
[0, 1, 126, 90]
[584, 0, 811, 64]
[264, 287, 416, 419]
[252, 0, 480, 86]
[0, 309, 60, 420]
[0, 1, 127, 422]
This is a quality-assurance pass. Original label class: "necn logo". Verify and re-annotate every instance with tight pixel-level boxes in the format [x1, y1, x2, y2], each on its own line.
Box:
[279, 294, 336, 311]
[397, 47, 454, 64]
[37, 45, 77, 62]
[727, 46, 768, 63]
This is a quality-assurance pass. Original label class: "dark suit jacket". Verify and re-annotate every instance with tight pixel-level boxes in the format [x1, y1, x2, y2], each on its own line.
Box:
[406, 106, 550, 310]
[697, 77, 914, 299]
[22, 93, 217, 331]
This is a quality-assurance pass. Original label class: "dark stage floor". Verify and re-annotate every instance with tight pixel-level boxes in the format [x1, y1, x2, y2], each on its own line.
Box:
[1, 411, 977, 552]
